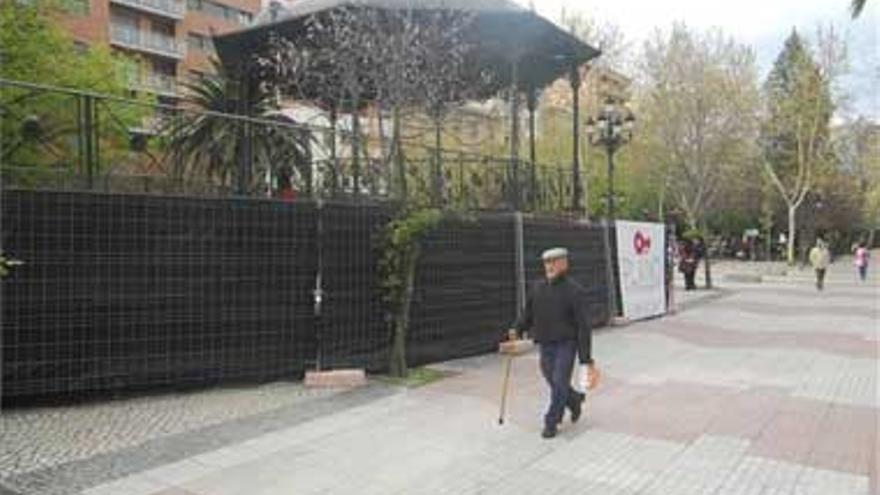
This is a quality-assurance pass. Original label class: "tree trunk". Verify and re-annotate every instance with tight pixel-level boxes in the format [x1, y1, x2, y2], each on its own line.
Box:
[392, 107, 406, 202]
[703, 242, 713, 289]
[787, 205, 797, 265]
[699, 221, 712, 289]
[389, 245, 419, 378]
[760, 179, 774, 261]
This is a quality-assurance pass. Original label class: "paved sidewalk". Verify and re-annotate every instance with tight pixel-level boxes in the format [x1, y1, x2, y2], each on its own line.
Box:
[709, 252, 878, 284]
[2, 261, 877, 495]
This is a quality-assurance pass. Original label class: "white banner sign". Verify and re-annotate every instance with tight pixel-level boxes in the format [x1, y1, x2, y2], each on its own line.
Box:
[615, 221, 666, 321]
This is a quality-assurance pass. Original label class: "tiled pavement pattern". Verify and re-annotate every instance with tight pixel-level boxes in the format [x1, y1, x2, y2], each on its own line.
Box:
[0, 383, 350, 493]
[0, 384, 342, 477]
[2, 257, 877, 495]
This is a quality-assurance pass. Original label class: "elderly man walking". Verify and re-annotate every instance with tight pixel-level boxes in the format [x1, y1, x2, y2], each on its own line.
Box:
[507, 247, 598, 439]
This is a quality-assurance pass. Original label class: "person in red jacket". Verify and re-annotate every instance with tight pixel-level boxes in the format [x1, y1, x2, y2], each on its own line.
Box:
[275, 166, 297, 202]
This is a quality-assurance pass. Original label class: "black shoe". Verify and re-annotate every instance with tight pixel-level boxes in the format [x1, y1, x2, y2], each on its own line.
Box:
[569, 392, 585, 423]
[541, 426, 557, 439]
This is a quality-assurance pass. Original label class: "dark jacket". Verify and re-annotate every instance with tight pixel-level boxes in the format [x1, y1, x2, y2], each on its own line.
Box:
[512, 274, 593, 365]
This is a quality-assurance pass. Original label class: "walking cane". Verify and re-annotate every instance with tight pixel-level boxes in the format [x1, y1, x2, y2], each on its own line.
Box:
[498, 352, 513, 425]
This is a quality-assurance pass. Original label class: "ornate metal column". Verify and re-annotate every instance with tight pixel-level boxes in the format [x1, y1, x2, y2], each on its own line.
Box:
[527, 88, 538, 210]
[509, 59, 521, 210]
[569, 66, 582, 212]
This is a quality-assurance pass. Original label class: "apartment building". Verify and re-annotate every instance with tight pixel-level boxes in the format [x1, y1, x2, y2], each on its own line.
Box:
[57, 0, 260, 102]
[541, 66, 632, 113]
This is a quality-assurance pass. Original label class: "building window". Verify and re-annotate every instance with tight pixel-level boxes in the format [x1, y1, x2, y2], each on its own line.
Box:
[187, 33, 214, 53]
[152, 59, 176, 77]
[202, 1, 225, 19]
[187, 0, 252, 25]
[111, 9, 138, 29]
[151, 20, 175, 37]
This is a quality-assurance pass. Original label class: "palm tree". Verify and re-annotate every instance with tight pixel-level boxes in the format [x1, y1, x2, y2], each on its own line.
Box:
[163, 60, 312, 195]
[851, 0, 868, 18]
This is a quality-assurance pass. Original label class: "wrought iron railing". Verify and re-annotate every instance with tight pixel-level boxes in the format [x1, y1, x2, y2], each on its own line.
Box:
[1, 78, 579, 212]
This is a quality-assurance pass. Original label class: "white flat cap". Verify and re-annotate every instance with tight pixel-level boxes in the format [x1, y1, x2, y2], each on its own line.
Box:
[541, 247, 569, 261]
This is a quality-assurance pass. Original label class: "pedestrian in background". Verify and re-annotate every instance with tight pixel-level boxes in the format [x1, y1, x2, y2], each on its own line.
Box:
[853, 241, 870, 282]
[809, 239, 831, 291]
[507, 247, 598, 439]
[274, 166, 297, 202]
[679, 241, 698, 291]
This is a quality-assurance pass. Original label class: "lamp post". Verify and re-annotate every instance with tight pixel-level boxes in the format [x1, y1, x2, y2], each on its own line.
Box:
[586, 98, 635, 221]
[812, 193, 825, 252]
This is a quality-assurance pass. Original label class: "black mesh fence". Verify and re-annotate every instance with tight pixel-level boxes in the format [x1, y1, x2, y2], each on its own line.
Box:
[0, 194, 505, 399]
[1, 190, 318, 404]
[316, 203, 393, 371]
[523, 216, 615, 326]
[0, 189, 619, 404]
[406, 214, 518, 367]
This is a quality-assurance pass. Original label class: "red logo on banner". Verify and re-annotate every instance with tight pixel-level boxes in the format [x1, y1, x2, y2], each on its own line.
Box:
[634, 231, 651, 255]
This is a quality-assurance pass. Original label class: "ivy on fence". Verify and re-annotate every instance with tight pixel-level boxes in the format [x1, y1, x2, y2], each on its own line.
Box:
[379, 208, 442, 377]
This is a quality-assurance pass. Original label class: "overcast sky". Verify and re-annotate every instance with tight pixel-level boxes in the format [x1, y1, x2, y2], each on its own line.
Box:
[262, 0, 878, 119]
[520, 0, 879, 119]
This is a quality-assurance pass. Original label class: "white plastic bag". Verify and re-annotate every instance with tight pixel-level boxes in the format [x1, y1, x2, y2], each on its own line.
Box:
[571, 363, 589, 394]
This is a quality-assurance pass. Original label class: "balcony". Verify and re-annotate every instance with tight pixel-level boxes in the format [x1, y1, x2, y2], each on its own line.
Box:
[129, 72, 178, 97]
[109, 24, 185, 59]
[110, 0, 185, 19]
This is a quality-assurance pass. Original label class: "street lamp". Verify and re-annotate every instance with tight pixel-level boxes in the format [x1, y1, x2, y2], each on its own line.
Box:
[586, 98, 635, 221]
[812, 193, 825, 248]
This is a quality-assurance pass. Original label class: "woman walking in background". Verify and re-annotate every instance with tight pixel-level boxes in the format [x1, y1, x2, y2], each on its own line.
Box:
[853, 241, 870, 282]
[809, 239, 831, 291]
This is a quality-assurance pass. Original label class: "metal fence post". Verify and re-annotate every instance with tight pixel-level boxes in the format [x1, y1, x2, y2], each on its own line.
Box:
[514, 212, 526, 319]
[458, 151, 464, 207]
[0, 97, 4, 413]
[81, 94, 96, 188]
[313, 200, 325, 371]
[602, 218, 619, 321]
[509, 60, 521, 211]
